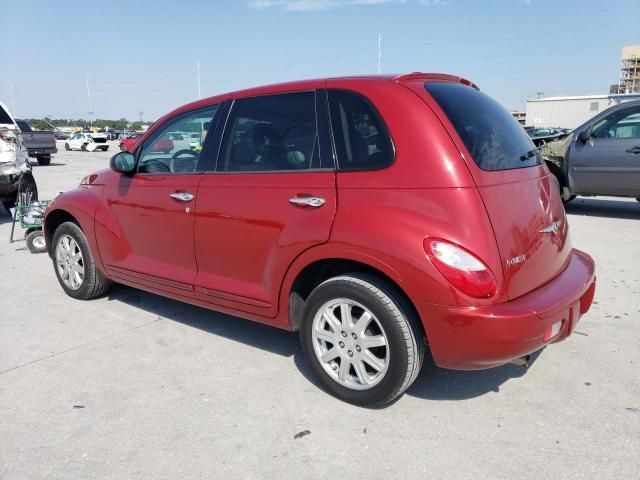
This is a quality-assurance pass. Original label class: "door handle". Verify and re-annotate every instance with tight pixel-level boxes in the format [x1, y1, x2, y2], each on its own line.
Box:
[625, 146, 640, 154]
[289, 196, 326, 208]
[169, 192, 195, 202]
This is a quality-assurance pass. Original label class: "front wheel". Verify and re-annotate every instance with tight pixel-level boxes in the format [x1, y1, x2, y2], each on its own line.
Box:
[64, 143, 70, 151]
[52, 222, 111, 299]
[300, 274, 424, 407]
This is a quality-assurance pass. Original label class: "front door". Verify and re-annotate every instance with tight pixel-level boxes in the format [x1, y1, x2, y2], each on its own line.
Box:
[97, 104, 220, 292]
[193, 89, 337, 317]
[570, 104, 640, 196]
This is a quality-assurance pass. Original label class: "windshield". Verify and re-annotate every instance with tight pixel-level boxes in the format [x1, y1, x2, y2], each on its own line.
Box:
[425, 82, 540, 171]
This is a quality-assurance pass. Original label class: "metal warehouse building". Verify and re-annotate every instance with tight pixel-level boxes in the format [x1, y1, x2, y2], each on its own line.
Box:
[525, 93, 640, 129]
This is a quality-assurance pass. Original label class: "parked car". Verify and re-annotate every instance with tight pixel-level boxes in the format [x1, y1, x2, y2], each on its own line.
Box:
[64, 132, 109, 152]
[542, 99, 640, 203]
[0, 102, 32, 211]
[119, 133, 173, 153]
[525, 127, 568, 147]
[43, 74, 596, 406]
[14, 120, 58, 165]
[54, 131, 69, 140]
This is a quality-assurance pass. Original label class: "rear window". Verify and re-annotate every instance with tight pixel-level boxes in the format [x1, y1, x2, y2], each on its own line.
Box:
[0, 105, 13, 125]
[426, 82, 540, 171]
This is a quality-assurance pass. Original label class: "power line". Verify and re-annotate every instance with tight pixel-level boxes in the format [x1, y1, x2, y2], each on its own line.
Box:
[378, 33, 382, 74]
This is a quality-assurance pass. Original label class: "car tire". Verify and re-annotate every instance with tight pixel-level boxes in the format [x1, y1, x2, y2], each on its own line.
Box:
[300, 273, 424, 407]
[65, 143, 70, 151]
[637, 198, 640, 203]
[37, 155, 51, 166]
[52, 222, 111, 300]
[80, 143, 87, 151]
[25, 229, 47, 254]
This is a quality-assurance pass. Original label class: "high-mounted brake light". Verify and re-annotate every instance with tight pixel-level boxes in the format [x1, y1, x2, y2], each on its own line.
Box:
[425, 239, 497, 298]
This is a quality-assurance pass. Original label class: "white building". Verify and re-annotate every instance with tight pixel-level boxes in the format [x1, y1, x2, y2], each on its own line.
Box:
[525, 93, 640, 129]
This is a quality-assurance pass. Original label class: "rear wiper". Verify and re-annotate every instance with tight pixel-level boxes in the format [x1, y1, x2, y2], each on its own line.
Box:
[520, 148, 541, 161]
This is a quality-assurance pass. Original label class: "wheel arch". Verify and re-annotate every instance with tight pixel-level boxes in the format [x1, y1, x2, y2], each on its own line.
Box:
[284, 256, 428, 345]
[44, 209, 81, 257]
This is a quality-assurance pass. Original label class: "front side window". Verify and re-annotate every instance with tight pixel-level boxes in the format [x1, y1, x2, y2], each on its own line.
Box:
[591, 108, 640, 139]
[218, 91, 318, 172]
[137, 105, 219, 174]
[426, 81, 540, 171]
[328, 90, 394, 171]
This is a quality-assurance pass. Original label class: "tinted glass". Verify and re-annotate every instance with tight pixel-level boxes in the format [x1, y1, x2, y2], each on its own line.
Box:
[591, 107, 640, 139]
[218, 91, 318, 172]
[16, 120, 31, 132]
[0, 105, 12, 124]
[328, 90, 393, 171]
[426, 82, 540, 171]
[137, 105, 219, 174]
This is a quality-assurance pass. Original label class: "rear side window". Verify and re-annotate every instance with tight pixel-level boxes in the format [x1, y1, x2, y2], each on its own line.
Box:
[218, 91, 320, 172]
[16, 120, 31, 132]
[426, 82, 540, 171]
[0, 105, 14, 124]
[328, 90, 394, 171]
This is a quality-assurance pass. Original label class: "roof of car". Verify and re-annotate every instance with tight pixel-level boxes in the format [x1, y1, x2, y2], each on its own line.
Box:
[156, 72, 477, 128]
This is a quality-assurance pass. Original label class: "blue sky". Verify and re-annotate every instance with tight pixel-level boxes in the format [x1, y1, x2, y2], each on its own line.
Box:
[2, 0, 639, 121]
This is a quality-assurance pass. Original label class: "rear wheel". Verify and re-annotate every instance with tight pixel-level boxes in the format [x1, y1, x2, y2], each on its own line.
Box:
[80, 143, 87, 151]
[300, 273, 424, 407]
[37, 155, 51, 166]
[52, 222, 111, 299]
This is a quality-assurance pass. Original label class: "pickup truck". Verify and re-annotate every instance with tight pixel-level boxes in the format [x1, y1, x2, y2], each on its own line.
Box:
[0, 101, 32, 212]
[15, 120, 57, 166]
[542, 99, 640, 203]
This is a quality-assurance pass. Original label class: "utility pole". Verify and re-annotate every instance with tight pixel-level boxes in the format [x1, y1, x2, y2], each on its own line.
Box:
[377, 33, 382, 74]
[138, 111, 144, 123]
[85, 74, 93, 129]
[9, 84, 15, 115]
[536, 90, 544, 100]
[197, 60, 202, 99]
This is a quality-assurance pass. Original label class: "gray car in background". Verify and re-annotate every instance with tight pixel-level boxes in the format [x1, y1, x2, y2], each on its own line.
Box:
[543, 99, 640, 203]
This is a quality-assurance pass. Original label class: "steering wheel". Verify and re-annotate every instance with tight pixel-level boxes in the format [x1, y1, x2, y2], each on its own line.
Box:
[169, 149, 199, 173]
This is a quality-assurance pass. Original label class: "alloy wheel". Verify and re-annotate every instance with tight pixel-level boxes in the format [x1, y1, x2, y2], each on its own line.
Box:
[55, 234, 85, 290]
[311, 298, 389, 390]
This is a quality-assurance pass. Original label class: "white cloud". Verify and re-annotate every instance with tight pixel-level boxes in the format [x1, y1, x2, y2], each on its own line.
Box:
[248, 0, 418, 12]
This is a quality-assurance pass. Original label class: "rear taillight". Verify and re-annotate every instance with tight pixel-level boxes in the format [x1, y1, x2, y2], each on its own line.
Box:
[424, 239, 497, 298]
[0, 130, 17, 143]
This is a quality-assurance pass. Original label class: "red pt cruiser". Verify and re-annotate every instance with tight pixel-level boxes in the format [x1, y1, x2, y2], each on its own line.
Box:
[44, 74, 596, 406]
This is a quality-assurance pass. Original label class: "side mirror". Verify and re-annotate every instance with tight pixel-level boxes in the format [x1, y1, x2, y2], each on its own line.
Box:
[110, 151, 136, 174]
[578, 129, 591, 143]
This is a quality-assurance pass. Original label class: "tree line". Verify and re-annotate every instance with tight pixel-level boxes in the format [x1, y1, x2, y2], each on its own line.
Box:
[24, 118, 147, 131]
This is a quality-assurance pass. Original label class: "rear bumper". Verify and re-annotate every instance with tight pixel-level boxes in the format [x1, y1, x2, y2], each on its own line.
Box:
[27, 147, 57, 156]
[418, 248, 596, 370]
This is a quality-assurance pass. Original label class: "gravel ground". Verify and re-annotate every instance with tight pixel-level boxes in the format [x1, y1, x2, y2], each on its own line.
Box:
[0, 143, 638, 480]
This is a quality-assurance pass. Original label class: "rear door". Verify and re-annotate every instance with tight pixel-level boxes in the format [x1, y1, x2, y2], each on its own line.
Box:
[193, 89, 336, 317]
[569, 105, 640, 196]
[423, 81, 572, 300]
